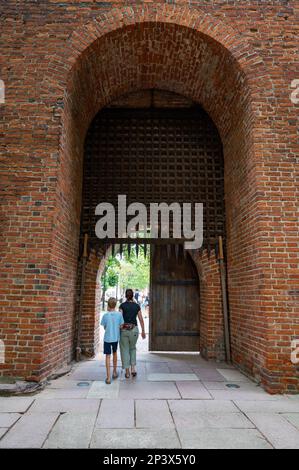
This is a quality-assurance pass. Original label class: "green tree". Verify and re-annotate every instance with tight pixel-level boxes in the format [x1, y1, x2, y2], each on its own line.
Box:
[118, 255, 150, 292]
[102, 245, 150, 293]
[102, 256, 120, 291]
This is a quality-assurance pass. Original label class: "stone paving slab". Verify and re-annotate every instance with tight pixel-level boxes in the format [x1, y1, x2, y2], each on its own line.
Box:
[176, 381, 212, 399]
[189, 364, 213, 371]
[72, 362, 107, 370]
[169, 366, 194, 374]
[234, 400, 299, 414]
[96, 399, 134, 429]
[169, 361, 205, 370]
[169, 400, 253, 429]
[43, 412, 97, 449]
[161, 354, 200, 364]
[203, 381, 229, 390]
[145, 363, 171, 374]
[38, 388, 89, 399]
[0, 429, 8, 439]
[164, 358, 196, 365]
[73, 360, 101, 368]
[169, 399, 239, 415]
[135, 400, 175, 429]
[0, 413, 59, 448]
[119, 381, 180, 399]
[87, 381, 120, 399]
[193, 369, 226, 382]
[203, 381, 264, 392]
[189, 360, 221, 369]
[246, 413, 299, 449]
[47, 380, 92, 390]
[177, 428, 272, 449]
[212, 362, 236, 370]
[217, 368, 251, 382]
[90, 428, 181, 449]
[176, 412, 254, 429]
[131, 363, 146, 374]
[74, 364, 123, 373]
[0, 398, 34, 413]
[283, 413, 299, 430]
[137, 353, 169, 363]
[119, 365, 147, 381]
[0, 351, 296, 449]
[183, 356, 209, 363]
[71, 369, 108, 381]
[285, 395, 299, 401]
[119, 373, 147, 382]
[209, 388, 282, 401]
[0, 413, 21, 428]
[28, 398, 101, 414]
[148, 373, 198, 382]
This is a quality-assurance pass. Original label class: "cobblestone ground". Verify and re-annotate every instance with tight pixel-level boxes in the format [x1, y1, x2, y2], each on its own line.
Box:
[0, 317, 298, 449]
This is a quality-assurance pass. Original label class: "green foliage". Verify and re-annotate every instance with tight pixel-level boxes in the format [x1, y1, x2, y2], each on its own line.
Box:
[102, 245, 150, 292]
[106, 269, 118, 288]
[118, 253, 150, 291]
[102, 255, 120, 291]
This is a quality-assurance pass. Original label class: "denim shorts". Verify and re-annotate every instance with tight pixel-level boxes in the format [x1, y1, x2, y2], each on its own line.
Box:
[104, 341, 118, 355]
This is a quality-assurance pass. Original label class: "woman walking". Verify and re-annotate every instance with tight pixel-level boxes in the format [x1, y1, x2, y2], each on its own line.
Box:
[119, 289, 146, 378]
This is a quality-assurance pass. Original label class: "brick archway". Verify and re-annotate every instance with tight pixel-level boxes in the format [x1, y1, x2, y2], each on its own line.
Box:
[52, 6, 274, 388]
[1, 4, 297, 393]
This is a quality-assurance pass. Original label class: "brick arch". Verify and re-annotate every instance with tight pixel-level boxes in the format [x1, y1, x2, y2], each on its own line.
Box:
[52, 4, 273, 140]
[48, 4, 273, 101]
[44, 5, 282, 391]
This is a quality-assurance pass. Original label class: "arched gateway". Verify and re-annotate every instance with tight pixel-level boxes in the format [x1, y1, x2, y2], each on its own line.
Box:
[80, 90, 224, 356]
[0, 4, 297, 394]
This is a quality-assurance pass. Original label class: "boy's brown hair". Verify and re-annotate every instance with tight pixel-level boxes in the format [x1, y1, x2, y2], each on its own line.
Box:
[107, 297, 117, 309]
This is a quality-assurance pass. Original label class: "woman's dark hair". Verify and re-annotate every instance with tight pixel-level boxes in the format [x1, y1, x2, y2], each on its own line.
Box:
[125, 289, 134, 300]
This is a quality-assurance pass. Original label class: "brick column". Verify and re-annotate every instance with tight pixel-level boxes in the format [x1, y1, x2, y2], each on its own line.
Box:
[190, 250, 225, 361]
[76, 249, 107, 357]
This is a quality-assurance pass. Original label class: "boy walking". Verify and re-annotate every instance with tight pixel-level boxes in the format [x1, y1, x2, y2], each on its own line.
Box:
[101, 297, 124, 384]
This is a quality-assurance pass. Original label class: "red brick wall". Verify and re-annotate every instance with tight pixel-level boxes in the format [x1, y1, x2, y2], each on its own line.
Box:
[0, 2, 298, 392]
[191, 250, 225, 362]
[77, 248, 106, 357]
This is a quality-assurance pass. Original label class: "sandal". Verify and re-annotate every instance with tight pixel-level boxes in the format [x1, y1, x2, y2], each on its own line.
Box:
[125, 371, 130, 379]
[105, 378, 111, 385]
[132, 371, 137, 377]
[112, 371, 119, 379]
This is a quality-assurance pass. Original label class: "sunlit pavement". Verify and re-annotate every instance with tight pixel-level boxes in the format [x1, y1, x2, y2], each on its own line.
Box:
[0, 315, 298, 449]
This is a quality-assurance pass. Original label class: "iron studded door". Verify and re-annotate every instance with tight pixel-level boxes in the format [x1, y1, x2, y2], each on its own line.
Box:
[150, 245, 200, 352]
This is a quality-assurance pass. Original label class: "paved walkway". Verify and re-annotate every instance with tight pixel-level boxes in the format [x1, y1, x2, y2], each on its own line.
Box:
[0, 346, 298, 449]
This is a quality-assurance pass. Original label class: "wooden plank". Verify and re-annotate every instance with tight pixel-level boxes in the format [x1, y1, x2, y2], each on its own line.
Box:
[150, 245, 200, 352]
[156, 332, 200, 337]
[155, 279, 198, 286]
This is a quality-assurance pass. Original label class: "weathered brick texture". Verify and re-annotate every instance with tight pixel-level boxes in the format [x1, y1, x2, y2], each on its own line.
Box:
[77, 248, 106, 357]
[0, 1, 298, 392]
[190, 250, 225, 362]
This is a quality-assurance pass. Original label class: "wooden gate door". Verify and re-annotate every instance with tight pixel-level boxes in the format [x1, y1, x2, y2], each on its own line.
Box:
[150, 245, 200, 352]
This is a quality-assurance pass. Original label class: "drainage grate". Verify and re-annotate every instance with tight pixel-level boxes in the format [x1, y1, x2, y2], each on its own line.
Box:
[77, 382, 90, 387]
[226, 383, 240, 389]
